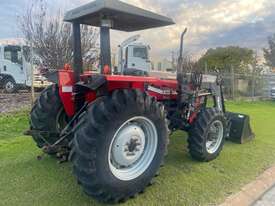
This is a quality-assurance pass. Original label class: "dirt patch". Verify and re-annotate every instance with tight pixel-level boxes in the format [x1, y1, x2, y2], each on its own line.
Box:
[0, 91, 36, 113]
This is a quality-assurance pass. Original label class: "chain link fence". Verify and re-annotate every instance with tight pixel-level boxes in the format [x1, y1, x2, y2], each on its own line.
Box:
[206, 71, 274, 101]
[1, 69, 274, 114]
[219, 72, 265, 100]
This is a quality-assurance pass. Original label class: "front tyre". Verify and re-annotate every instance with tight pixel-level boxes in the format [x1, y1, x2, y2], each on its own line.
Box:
[70, 89, 169, 203]
[3, 78, 17, 93]
[188, 108, 226, 162]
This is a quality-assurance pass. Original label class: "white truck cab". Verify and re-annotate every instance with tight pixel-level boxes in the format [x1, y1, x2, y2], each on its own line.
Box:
[116, 35, 151, 76]
[0, 44, 51, 93]
[0, 44, 32, 92]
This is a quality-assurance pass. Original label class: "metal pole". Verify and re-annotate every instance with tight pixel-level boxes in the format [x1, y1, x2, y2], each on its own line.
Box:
[30, 43, 35, 106]
[231, 65, 235, 100]
[100, 25, 111, 73]
[251, 66, 256, 101]
[72, 22, 83, 82]
[204, 62, 208, 74]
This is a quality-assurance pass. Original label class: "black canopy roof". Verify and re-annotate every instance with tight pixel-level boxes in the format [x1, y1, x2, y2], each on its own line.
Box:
[64, 0, 175, 31]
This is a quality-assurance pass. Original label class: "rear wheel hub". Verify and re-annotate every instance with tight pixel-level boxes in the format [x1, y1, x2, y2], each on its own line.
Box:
[108, 116, 158, 181]
[111, 124, 145, 168]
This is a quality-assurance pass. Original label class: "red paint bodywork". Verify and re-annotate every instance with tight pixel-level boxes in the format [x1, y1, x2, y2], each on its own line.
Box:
[58, 70, 75, 116]
[58, 70, 178, 117]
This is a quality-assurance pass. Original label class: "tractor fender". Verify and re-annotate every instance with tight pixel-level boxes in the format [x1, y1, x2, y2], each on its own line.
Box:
[84, 75, 107, 90]
[75, 75, 107, 91]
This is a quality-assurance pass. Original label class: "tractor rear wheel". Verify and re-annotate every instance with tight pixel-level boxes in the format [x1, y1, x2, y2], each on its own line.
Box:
[30, 85, 68, 154]
[188, 108, 226, 162]
[70, 89, 169, 203]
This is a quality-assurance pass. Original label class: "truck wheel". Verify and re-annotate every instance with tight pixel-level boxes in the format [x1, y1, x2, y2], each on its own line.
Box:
[30, 85, 68, 154]
[70, 89, 169, 203]
[188, 108, 226, 162]
[3, 78, 17, 93]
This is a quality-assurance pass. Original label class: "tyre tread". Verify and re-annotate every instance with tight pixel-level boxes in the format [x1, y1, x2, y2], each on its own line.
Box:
[70, 89, 169, 203]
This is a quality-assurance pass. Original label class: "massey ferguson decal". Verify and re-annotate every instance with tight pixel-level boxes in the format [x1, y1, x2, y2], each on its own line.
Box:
[147, 85, 177, 95]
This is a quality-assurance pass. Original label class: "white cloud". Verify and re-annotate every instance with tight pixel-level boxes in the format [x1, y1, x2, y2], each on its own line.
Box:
[1, 0, 275, 61]
[116, 0, 275, 60]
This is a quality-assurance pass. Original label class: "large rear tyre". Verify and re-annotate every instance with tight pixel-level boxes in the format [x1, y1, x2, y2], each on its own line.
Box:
[30, 85, 68, 154]
[70, 89, 169, 203]
[188, 108, 226, 162]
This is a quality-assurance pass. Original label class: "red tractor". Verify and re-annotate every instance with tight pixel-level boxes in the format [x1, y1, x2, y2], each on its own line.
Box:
[27, 0, 254, 203]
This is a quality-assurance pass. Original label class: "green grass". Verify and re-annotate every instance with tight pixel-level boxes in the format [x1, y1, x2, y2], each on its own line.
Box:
[1, 101, 275, 206]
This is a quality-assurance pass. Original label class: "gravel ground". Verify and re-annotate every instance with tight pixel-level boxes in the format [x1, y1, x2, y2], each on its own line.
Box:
[0, 91, 35, 113]
[253, 185, 275, 206]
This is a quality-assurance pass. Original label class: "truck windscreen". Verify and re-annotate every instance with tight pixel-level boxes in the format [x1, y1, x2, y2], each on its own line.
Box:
[4, 46, 22, 65]
[133, 47, 148, 59]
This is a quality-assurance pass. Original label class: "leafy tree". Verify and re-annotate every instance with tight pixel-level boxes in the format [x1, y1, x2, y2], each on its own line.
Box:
[198, 46, 254, 73]
[263, 34, 275, 68]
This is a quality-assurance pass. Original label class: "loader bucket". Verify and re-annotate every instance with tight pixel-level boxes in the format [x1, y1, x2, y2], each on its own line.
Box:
[226, 112, 255, 144]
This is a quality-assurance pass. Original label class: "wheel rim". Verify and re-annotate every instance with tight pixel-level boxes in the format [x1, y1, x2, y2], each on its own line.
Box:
[5, 81, 14, 92]
[108, 116, 158, 181]
[206, 120, 224, 154]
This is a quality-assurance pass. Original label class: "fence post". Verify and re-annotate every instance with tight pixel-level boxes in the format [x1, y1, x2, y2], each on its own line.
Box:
[30, 43, 35, 106]
[231, 65, 235, 100]
[251, 67, 256, 101]
[204, 62, 208, 74]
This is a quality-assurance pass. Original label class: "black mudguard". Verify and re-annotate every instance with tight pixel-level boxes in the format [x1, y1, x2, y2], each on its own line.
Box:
[75, 75, 107, 91]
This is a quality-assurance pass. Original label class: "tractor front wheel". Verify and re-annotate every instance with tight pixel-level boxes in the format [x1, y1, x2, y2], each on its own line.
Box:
[188, 108, 226, 162]
[70, 89, 169, 203]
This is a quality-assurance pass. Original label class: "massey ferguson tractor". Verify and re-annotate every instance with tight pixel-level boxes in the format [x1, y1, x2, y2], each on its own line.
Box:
[27, 0, 254, 203]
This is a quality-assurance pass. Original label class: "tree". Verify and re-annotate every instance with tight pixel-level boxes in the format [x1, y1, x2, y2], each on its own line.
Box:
[19, 0, 99, 71]
[198, 46, 254, 73]
[263, 34, 275, 68]
[181, 52, 199, 72]
[176, 51, 199, 73]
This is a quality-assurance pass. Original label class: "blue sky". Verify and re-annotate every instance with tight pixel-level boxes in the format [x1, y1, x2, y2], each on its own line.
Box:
[1, 0, 275, 60]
